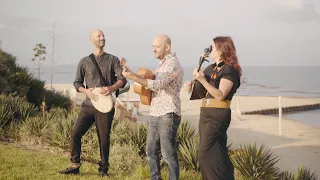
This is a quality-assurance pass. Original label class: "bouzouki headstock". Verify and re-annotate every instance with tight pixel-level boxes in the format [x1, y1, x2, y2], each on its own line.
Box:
[197, 45, 212, 72]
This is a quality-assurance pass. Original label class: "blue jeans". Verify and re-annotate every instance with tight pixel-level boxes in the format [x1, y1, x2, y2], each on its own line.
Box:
[146, 112, 181, 180]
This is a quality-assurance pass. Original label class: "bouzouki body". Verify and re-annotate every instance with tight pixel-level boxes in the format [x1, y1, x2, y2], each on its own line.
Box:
[133, 68, 154, 105]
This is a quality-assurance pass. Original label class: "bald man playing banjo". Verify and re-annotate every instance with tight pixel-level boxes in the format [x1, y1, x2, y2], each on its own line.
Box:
[59, 29, 127, 176]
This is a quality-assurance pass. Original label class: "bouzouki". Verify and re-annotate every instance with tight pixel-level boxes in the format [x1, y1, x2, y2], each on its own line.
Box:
[89, 55, 130, 113]
[189, 45, 212, 100]
[133, 68, 154, 105]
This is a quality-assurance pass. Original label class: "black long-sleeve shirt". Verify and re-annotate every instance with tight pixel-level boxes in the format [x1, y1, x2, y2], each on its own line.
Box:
[73, 52, 127, 106]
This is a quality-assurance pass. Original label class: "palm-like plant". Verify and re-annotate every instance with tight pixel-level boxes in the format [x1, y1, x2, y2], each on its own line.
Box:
[179, 134, 200, 172]
[230, 143, 280, 180]
[279, 170, 295, 180]
[44, 108, 79, 149]
[295, 166, 319, 180]
[177, 120, 198, 144]
[129, 123, 148, 157]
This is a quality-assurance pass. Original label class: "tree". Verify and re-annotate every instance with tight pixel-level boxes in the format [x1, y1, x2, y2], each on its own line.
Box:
[32, 43, 46, 79]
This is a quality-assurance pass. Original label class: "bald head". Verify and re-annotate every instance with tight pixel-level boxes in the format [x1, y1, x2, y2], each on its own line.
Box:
[154, 34, 171, 46]
[152, 34, 172, 60]
[90, 29, 105, 48]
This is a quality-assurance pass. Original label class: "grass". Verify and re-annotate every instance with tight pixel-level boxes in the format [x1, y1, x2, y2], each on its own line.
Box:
[0, 143, 201, 180]
[0, 143, 108, 180]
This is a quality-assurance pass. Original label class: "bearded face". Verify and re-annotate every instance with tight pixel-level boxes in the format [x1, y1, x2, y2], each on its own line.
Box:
[91, 30, 105, 48]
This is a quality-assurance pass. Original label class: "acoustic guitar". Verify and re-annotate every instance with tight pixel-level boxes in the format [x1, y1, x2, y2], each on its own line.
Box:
[133, 68, 154, 105]
[90, 58, 130, 113]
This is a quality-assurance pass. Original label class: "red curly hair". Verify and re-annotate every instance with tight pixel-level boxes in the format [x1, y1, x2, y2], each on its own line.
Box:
[213, 36, 242, 77]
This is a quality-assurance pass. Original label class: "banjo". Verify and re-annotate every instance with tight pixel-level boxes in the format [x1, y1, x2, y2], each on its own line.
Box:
[89, 55, 129, 113]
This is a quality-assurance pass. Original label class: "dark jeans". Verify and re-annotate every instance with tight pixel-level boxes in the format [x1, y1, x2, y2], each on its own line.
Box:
[70, 105, 114, 172]
[146, 112, 181, 180]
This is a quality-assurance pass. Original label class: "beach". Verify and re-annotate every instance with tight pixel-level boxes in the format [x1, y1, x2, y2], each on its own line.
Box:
[46, 84, 320, 174]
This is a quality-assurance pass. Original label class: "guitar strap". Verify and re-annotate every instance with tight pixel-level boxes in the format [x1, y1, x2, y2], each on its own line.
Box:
[204, 62, 225, 98]
[89, 53, 108, 86]
[88, 53, 120, 97]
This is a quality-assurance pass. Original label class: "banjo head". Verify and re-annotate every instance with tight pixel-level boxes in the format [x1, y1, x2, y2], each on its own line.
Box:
[90, 87, 114, 113]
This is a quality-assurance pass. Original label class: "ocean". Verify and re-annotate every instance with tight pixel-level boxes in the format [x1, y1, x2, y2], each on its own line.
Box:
[32, 65, 320, 128]
[35, 65, 320, 98]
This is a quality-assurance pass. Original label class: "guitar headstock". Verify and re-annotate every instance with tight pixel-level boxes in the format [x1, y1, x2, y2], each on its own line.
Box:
[120, 58, 126, 66]
[120, 58, 127, 71]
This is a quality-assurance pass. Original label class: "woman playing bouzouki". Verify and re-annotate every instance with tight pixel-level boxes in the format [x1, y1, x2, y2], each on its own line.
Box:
[185, 36, 242, 180]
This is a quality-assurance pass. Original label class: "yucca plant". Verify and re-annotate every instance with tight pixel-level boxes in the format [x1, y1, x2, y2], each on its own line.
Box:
[5, 95, 38, 121]
[19, 112, 55, 140]
[0, 94, 38, 123]
[179, 134, 200, 172]
[279, 170, 295, 180]
[0, 102, 15, 129]
[110, 119, 132, 145]
[295, 166, 319, 180]
[45, 111, 78, 149]
[230, 143, 280, 180]
[129, 123, 148, 157]
[177, 120, 197, 145]
[81, 126, 100, 162]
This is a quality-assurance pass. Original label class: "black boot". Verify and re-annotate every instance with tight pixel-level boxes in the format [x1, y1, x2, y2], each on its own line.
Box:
[59, 167, 80, 175]
[98, 162, 109, 177]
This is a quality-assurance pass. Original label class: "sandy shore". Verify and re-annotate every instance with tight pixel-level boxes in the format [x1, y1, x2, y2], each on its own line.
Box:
[47, 84, 320, 174]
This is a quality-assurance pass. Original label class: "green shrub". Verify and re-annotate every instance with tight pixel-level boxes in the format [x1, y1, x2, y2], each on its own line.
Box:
[179, 134, 200, 172]
[230, 143, 280, 180]
[19, 112, 55, 145]
[0, 100, 15, 129]
[110, 119, 132, 145]
[44, 107, 79, 149]
[0, 48, 72, 111]
[129, 123, 148, 157]
[295, 166, 319, 180]
[279, 170, 295, 180]
[25, 78, 45, 107]
[0, 95, 38, 139]
[43, 90, 73, 111]
[177, 120, 198, 145]
[109, 143, 144, 175]
[0, 95, 38, 122]
[81, 126, 100, 162]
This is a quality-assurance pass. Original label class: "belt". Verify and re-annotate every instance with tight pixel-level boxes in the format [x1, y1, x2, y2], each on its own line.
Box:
[201, 98, 231, 108]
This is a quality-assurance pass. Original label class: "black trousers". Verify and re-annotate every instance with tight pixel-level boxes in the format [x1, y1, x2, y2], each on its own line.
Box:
[70, 105, 114, 172]
[198, 107, 234, 180]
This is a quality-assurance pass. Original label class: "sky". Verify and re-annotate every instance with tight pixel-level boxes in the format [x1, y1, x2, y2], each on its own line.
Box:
[0, 0, 320, 69]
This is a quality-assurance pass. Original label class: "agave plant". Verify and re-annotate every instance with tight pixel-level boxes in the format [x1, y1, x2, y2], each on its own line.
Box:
[45, 110, 78, 149]
[177, 120, 198, 145]
[295, 166, 319, 180]
[279, 170, 295, 180]
[179, 134, 200, 172]
[129, 123, 148, 157]
[19, 112, 55, 139]
[2, 95, 38, 120]
[110, 119, 132, 146]
[0, 103, 14, 129]
[230, 143, 280, 180]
